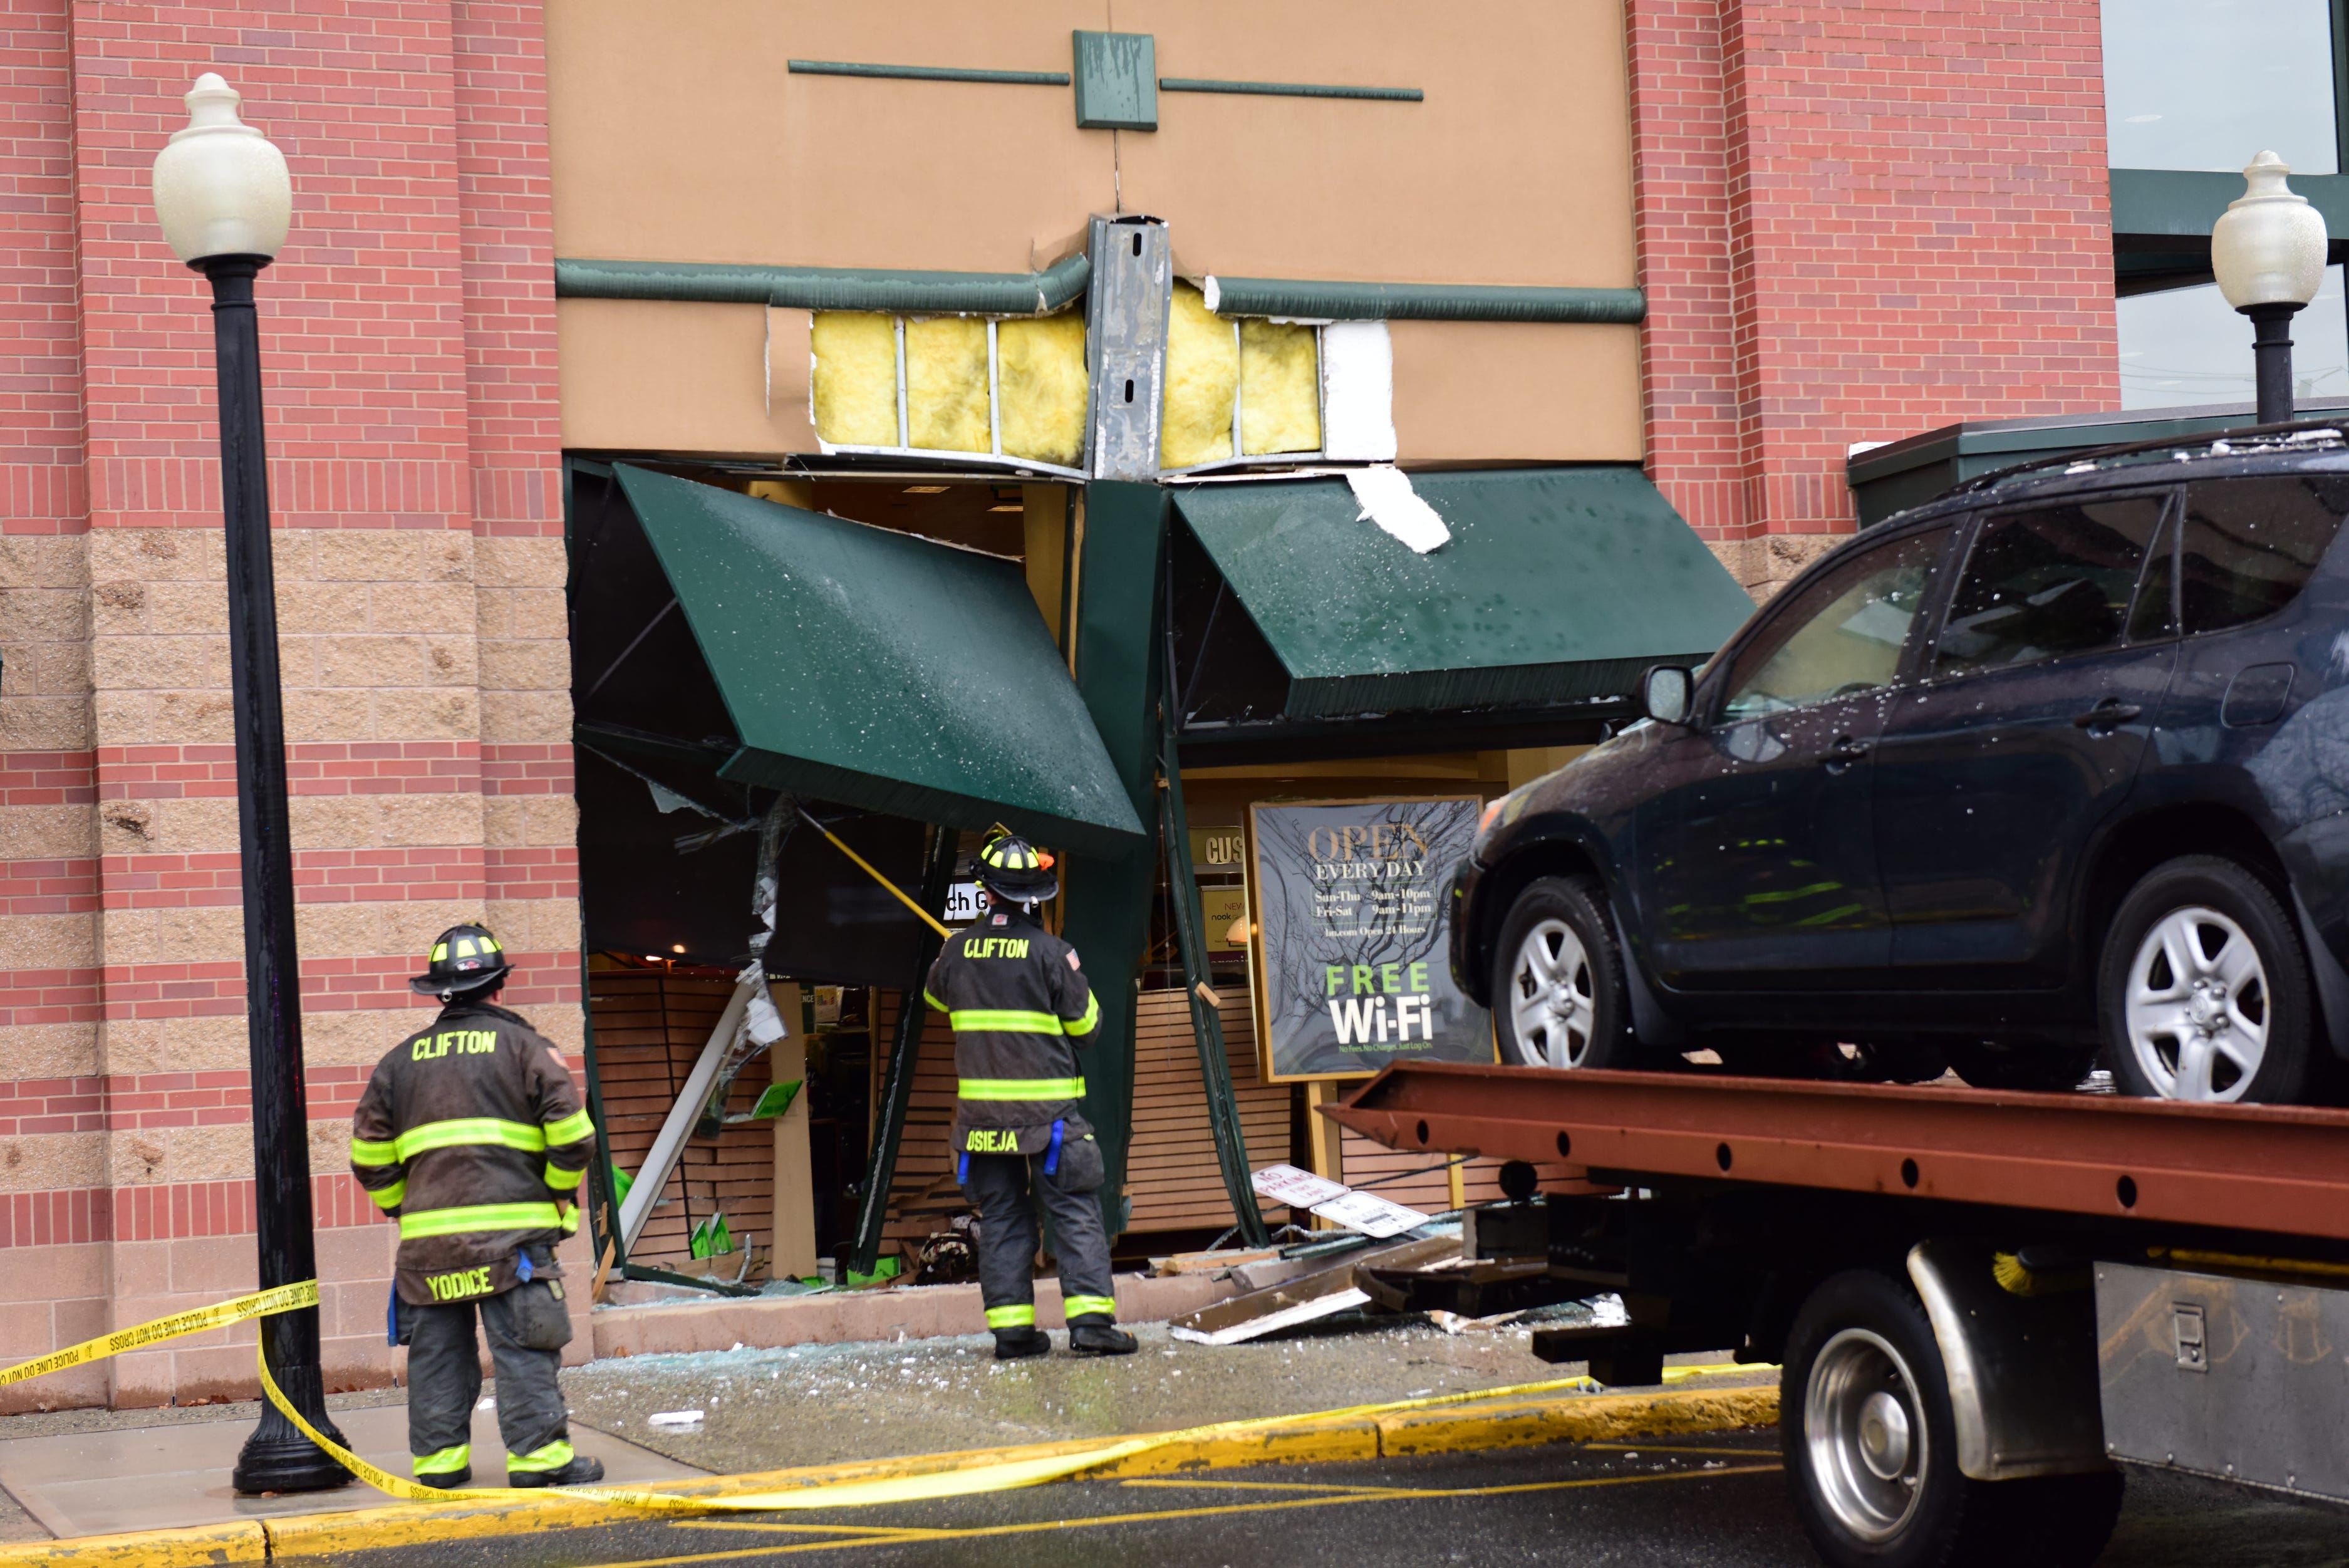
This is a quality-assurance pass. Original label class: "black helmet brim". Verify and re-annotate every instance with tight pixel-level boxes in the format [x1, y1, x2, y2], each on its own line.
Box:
[409, 965, 508, 998]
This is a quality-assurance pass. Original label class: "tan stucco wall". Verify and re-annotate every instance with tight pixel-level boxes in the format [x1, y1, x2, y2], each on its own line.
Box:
[1123, 0, 1635, 289]
[559, 300, 818, 455]
[545, 0, 1642, 465]
[546, 1, 1114, 272]
[1391, 321, 1643, 464]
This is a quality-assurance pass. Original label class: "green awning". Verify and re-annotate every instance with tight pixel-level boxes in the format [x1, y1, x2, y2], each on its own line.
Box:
[613, 465, 1145, 854]
[1170, 467, 1755, 719]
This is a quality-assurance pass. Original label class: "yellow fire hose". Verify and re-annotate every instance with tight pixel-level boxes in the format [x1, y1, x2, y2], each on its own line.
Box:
[0, 1279, 1761, 1512]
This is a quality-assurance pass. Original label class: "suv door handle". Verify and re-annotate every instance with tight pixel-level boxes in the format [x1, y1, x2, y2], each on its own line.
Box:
[1822, 735, 1870, 773]
[2072, 700, 2142, 732]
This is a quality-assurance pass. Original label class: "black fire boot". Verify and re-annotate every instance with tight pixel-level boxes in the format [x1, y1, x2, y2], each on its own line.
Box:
[416, 1466, 470, 1490]
[507, 1453, 606, 1488]
[1067, 1321, 1138, 1356]
[993, 1326, 1051, 1360]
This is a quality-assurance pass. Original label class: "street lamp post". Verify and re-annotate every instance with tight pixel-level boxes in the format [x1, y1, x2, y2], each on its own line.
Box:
[2211, 150, 2332, 425]
[151, 72, 350, 1494]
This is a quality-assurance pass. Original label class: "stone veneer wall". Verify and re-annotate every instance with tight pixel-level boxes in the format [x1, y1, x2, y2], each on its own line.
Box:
[0, 1, 578, 1408]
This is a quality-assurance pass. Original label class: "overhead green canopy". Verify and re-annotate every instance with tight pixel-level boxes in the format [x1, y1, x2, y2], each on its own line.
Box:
[1171, 467, 1755, 719]
[614, 465, 1145, 855]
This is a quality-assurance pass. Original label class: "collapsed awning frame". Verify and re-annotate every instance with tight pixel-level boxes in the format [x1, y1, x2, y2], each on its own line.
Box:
[612, 464, 1146, 857]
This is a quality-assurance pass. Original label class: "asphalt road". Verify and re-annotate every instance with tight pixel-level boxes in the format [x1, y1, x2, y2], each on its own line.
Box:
[327, 1436, 2348, 1568]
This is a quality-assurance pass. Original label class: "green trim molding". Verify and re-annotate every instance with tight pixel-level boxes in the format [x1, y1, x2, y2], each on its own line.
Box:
[1206, 276, 1644, 325]
[556, 255, 1637, 326]
[552, 254, 1091, 316]
[1159, 78, 1421, 102]
[786, 60, 1070, 86]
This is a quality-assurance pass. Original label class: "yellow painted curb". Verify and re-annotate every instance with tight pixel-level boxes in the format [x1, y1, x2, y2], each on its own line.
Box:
[263, 1379, 1777, 1559]
[5, 1377, 1781, 1564]
[0, 1519, 267, 1565]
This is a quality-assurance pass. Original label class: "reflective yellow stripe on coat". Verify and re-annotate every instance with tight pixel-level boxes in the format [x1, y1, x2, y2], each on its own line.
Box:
[956, 1077, 1086, 1101]
[393, 1118, 546, 1161]
[398, 1202, 563, 1240]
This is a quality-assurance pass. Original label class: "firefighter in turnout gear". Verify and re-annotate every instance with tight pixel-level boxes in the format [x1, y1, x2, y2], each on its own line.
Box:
[350, 925, 608, 1488]
[928, 829, 1136, 1359]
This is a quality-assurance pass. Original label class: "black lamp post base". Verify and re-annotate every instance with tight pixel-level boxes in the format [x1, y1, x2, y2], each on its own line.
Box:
[230, 1358, 352, 1494]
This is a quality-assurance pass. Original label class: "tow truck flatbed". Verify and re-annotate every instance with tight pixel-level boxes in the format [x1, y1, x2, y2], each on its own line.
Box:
[1327, 1061, 2349, 1243]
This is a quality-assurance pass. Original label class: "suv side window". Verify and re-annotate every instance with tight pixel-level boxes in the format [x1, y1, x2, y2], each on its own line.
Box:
[1718, 527, 1947, 722]
[2179, 476, 2349, 636]
[1931, 495, 2168, 677]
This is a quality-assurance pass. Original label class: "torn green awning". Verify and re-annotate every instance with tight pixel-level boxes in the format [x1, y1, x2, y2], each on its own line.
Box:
[1170, 467, 1755, 719]
[613, 465, 1145, 854]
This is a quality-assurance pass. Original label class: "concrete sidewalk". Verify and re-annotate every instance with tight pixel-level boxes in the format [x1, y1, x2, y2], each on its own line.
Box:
[565, 1314, 1751, 1477]
[0, 1297, 1767, 1544]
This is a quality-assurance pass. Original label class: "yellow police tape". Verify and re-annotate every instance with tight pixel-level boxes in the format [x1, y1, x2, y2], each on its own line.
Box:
[0, 1278, 1769, 1513]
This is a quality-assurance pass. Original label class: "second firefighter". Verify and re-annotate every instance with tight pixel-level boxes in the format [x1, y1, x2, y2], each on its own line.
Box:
[926, 829, 1137, 1359]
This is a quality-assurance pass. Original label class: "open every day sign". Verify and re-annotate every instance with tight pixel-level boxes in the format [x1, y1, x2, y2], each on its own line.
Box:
[1246, 796, 1495, 1082]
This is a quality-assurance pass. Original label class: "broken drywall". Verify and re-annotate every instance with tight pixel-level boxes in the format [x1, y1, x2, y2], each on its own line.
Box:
[1322, 321, 1397, 462]
[1346, 465, 1451, 553]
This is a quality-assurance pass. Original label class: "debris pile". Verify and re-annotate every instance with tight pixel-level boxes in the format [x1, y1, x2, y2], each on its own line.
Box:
[1160, 1164, 1624, 1349]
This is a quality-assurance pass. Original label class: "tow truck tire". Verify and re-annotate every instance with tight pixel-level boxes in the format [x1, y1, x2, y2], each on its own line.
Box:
[1491, 875, 1641, 1071]
[1782, 1270, 2122, 1568]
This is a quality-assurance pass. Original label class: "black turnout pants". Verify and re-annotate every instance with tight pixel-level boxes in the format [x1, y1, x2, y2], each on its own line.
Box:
[403, 1278, 574, 1477]
[962, 1149, 1117, 1327]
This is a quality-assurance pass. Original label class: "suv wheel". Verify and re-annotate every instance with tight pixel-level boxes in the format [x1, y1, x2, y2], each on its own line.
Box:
[1491, 875, 1639, 1069]
[2102, 856, 2314, 1104]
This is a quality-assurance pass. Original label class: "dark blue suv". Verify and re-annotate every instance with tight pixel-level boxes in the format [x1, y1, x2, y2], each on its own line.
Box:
[1451, 425, 2349, 1104]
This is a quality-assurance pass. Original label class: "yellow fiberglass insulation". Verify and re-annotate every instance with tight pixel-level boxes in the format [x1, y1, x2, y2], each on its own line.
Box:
[1240, 318, 1321, 455]
[997, 313, 1087, 466]
[906, 315, 992, 453]
[810, 311, 901, 447]
[1159, 282, 1237, 469]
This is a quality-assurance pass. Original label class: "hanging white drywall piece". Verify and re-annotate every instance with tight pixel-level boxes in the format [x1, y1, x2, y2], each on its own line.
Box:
[1346, 465, 1450, 553]
[1321, 319, 1397, 462]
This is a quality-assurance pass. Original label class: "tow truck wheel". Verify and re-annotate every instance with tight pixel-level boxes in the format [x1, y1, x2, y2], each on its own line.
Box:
[1783, 1271, 2122, 1568]
[1491, 875, 1639, 1071]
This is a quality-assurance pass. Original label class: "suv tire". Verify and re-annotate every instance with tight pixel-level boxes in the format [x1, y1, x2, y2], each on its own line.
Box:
[1784, 1270, 2122, 1568]
[1491, 875, 1640, 1070]
[2102, 856, 2314, 1104]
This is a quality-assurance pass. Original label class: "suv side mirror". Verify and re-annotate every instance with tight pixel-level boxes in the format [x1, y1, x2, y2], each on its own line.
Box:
[1640, 665, 1694, 726]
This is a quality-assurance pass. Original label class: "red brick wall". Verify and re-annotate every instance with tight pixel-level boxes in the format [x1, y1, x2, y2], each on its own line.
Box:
[0, 1, 577, 1408]
[1631, 0, 2118, 569]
